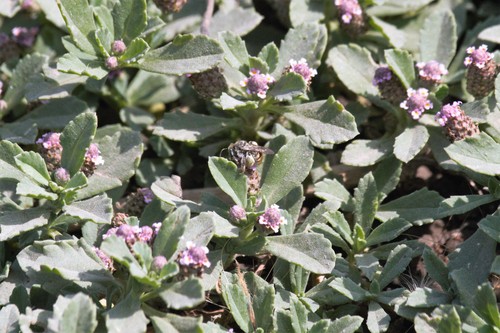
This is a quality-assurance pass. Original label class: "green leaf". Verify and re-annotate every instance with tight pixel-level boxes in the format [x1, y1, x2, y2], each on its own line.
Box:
[245, 272, 275, 332]
[0, 1, 20, 17]
[0, 207, 50, 242]
[355, 253, 380, 281]
[0, 140, 25, 181]
[474, 283, 500, 327]
[273, 23, 326, 77]
[0, 304, 20, 333]
[329, 277, 370, 302]
[258, 43, 279, 73]
[208, 157, 247, 207]
[341, 137, 394, 167]
[221, 272, 252, 333]
[119, 107, 155, 131]
[478, 215, 500, 242]
[112, 0, 147, 43]
[282, 97, 359, 148]
[47, 293, 97, 333]
[14, 151, 51, 186]
[16, 178, 58, 201]
[209, 7, 263, 38]
[393, 125, 429, 163]
[370, 17, 406, 49]
[326, 44, 378, 96]
[367, 0, 433, 16]
[323, 315, 363, 333]
[217, 31, 249, 70]
[17, 239, 114, 294]
[151, 315, 202, 333]
[153, 206, 189, 260]
[438, 195, 497, 217]
[289, 0, 325, 27]
[376, 188, 444, 225]
[159, 278, 204, 310]
[105, 293, 148, 333]
[57, 52, 108, 80]
[3, 54, 47, 111]
[366, 301, 390, 333]
[60, 112, 97, 176]
[366, 218, 412, 247]
[354, 173, 379, 234]
[0, 122, 37, 145]
[119, 38, 149, 64]
[445, 133, 500, 176]
[376, 244, 413, 289]
[58, 0, 98, 54]
[138, 34, 223, 75]
[261, 136, 313, 205]
[62, 194, 113, 224]
[315, 178, 352, 209]
[264, 233, 336, 274]
[77, 127, 143, 199]
[422, 248, 450, 291]
[478, 25, 500, 43]
[268, 72, 307, 101]
[101, 235, 148, 280]
[406, 288, 451, 308]
[373, 156, 402, 201]
[153, 111, 241, 142]
[420, 10, 457, 67]
[385, 49, 415, 89]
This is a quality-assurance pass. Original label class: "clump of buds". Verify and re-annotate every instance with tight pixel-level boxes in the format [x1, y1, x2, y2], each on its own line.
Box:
[11, 27, 39, 48]
[229, 205, 246, 222]
[435, 101, 479, 142]
[105, 56, 118, 70]
[334, 0, 367, 37]
[115, 187, 154, 217]
[240, 69, 275, 99]
[112, 213, 129, 227]
[416, 60, 448, 87]
[286, 58, 317, 86]
[258, 204, 287, 234]
[36, 132, 62, 172]
[153, 0, 187, 13]
[178, 241, 211, 276]
[111, 40, 126, 55]
[151, 256, 168, 273]
[400, 88, 433, 120]
[93, 247, 114, 271]
[372, 66, 407, 106]
[81, 143, 104, 177]
[0, 33, 21, 64]
[103, 224, 156, 248]
[188, 67, 228, 99]
[464, 45, 498, 99]
[53, 167, 70, 186]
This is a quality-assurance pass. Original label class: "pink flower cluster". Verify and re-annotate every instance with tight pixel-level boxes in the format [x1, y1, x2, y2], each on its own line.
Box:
[103, 223, 158, 246]
[178, 241, 211, 269]
[84, 143, 104, 166]
[240, 69, 275, 99]
[372, 66, 392, 86]
[435, 101, 462, 127]
[334, 0, 363, 24]
[400, 88, 433, 120]
[36, 132, 61, 150]
[138, 188, 154, 204]
[258, 204, 287, 233]
[464, 45, 493, 69]
[11, 27, 39, 48]
[287, 58, 317, 84]
[416, 61, 448, 83]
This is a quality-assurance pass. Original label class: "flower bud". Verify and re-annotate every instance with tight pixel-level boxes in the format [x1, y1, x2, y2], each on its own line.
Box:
[372, 66, 406, 106]
[151, 256, 168, 272]
[464, 45, 497, 99]
[240, 69, 275, 99]
[112, 40, 126, 55]
[334, 0, 367, 37]
[400, 88, 433, 120]
[258, 204, 286, 233]
[229, 205, 246, 222]
[435, 102, 479, 142]
[105, 56, 118, 70]
[54, 167, 70, 185]
[416, 60, 448, 87]
[188, 67, 228, 99]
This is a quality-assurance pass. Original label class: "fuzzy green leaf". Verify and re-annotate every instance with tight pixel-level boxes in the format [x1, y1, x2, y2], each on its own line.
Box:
[264, 233, 336, 274]
[327, 44, 378, 96]
[406, 288, 451, 308]
[385, 49, 415, 89]
[422, 248, 450, 291]
[261, 136, 313, 205]
[258, 43, 279, 73]
[208, 157, 247, 207]
[376, 244, 413, 289]
[153, 111, 241, 142]
[341, 137, 394, 167]
[60, 112, 97, 176]
[329, 277, 370, 302]
[420, 10, 457, 67]
[366, 218, 412, 247]
[119, 38, 149, 64]
[62, 194, 113, 224]
[474, 283, 500, 327]
[138, 34, 224, 75]
[57, 53, 108, 80]
[268, 72, 307, 101]
[445, 132, 500, 176]
[289, 0, 325, 27]
[48, 293, 97, 333]
[112, 0, 147, 43]
[0, 207, 50, 242]
[438, 195, 497, 217]
[315, 178, 352, 209]
[105, 293, 148, 333]
[366, 302, 390, 333]
[158, 278, 204, 310]
[393, 125, 429, 163]
[58, 0, 98, 54]
[354, 173, 379, 234]
[210, 7, 263, 38]
[478, 25, 500, 43]
[14, 151, 51, 186]
[283, 97, 359, 148]
[478, 215, 500, 242]
[153, 206, 189, 260]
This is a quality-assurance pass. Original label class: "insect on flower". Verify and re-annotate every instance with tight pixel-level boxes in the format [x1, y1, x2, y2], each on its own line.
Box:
[227, 140, 274, 173]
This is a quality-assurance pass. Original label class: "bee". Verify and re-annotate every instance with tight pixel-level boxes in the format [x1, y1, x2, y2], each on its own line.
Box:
[227, 140, 274, 173]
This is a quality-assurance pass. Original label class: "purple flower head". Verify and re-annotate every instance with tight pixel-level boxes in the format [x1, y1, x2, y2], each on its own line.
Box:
[229, 205, 246, 221]
[464, 45, 493, 69]
[36, 132, 61, 150]
[151, 256, 168, 272]
[11, 27, 38, 48]
[287, 58, 317, 84]
[178, 241, 211, 268]
[435, 101, 463, 127]
[93, 246, 114, 270]
[138, 188, 154, 204]
[152, 222, 162, 236]
[21, 0, 36, 10]
[137, 226, 154, 243]
[54, 167, 70, 185]
[85, 143, 104, 166]
[105, 56, 118, 70]
[334, 0, 363, 24]
[112, 40, 126, 55]
[400, 88, 433, 120]
[372, 66, 392, 86]
[258, 204, 287, 233]
[416, 60, 448, 82]
[240, 69, 275, 99]
[113, 224, 140, 245]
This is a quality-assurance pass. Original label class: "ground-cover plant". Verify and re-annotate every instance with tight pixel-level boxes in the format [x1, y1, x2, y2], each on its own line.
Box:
[1, 0, 500, 332]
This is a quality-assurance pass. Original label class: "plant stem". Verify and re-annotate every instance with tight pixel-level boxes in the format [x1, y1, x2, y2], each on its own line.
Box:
[201, 0, 215, 35]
